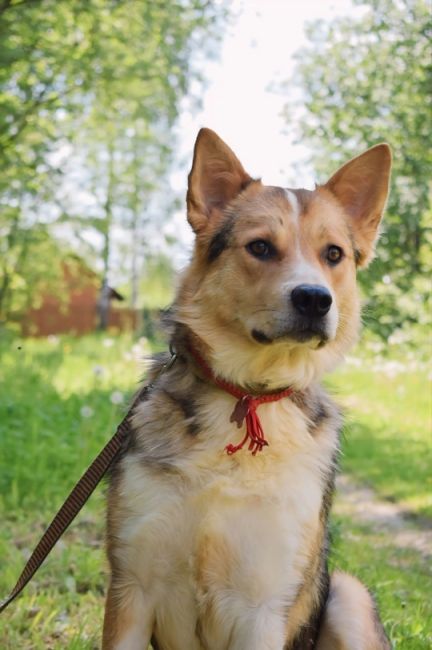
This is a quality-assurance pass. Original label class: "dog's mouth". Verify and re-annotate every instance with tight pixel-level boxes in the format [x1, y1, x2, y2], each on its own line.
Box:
[251, 329, 274, 344]
[251, 323, 329, 348]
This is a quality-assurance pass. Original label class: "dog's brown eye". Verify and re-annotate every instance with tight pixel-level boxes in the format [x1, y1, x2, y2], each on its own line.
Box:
[326, 245, 344, 265]
[246, 240, 275, 260]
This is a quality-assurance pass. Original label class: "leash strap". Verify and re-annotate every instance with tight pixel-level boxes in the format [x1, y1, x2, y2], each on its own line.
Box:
[0, 352, 177, 614]
[0, 412, 131, 614]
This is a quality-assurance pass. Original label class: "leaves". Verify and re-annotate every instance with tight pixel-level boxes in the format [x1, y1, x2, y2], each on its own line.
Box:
[0, 0, 227, 324]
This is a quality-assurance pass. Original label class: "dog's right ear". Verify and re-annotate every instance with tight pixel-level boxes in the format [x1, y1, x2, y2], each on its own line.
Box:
[187, 128, 253, 234]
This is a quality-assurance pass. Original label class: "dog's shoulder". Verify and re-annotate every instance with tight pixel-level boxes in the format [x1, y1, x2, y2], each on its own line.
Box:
[292, 383, 343, 437]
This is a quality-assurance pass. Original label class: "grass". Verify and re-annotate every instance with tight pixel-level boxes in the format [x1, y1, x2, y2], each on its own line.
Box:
[0, 333, 430, 648]
[329, 517, 431, 650]
[0, 333, 142, 649]
[327, 345, 431, 518]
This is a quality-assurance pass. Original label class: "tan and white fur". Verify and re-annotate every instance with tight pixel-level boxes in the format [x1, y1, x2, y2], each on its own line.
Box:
[103, 129, 392, 649]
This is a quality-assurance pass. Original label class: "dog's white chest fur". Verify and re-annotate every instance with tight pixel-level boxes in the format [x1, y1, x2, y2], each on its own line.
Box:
[114, 395, 337, 650]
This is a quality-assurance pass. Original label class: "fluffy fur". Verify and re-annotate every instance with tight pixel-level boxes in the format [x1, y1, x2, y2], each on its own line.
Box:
[103, 128, 392, 649]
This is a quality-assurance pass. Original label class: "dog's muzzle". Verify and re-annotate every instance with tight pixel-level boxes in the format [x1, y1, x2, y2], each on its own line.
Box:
[252, 284, 333, 346]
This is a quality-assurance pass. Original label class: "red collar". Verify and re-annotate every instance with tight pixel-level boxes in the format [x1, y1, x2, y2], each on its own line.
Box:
[188, 344, 296, 455]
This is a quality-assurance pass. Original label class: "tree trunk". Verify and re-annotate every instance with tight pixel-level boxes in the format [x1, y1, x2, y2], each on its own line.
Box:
[130, 139, 140, 310]
[98, 145, 115, 330]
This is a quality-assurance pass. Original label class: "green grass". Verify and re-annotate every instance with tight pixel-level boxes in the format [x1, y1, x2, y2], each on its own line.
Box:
[0, 334, 144, 513]
[0, 333, 430, 648]
[0, 334, 142, 649]
[329, 517, 432, 650]
[328, 346, 431, 518]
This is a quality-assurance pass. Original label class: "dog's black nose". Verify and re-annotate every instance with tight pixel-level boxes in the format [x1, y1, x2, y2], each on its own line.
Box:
[291, 284, 332, 318]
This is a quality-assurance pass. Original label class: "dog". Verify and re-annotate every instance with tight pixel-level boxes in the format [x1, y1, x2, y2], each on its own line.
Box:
[102, 128, 392, 649]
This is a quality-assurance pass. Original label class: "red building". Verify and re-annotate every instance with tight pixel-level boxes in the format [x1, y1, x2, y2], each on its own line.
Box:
[22, 260, 139, 336]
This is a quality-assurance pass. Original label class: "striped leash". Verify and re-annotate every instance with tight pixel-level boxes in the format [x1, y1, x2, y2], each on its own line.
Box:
[0, 352, 177, 614]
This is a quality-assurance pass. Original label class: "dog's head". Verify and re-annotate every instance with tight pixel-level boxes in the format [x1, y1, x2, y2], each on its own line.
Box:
[175, 129, 391, 390]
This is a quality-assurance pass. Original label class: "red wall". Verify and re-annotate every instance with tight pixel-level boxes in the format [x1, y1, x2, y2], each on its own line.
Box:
[22, 265, 139, 336]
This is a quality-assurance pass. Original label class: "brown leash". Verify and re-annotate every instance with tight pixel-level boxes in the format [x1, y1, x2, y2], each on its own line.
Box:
[0, 352, 177, 614]
[0, 410, 130, 614]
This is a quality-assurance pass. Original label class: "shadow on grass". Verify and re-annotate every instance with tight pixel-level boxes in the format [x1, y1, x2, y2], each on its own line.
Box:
[340, 418, 432, 519]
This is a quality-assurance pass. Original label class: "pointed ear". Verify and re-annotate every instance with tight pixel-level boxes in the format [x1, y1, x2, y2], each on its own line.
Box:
[186, 128, 253, 234]
[325, 144, 392, 266]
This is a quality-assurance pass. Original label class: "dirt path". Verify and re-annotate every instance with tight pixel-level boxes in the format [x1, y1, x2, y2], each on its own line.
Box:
[334, 475, 432, 558]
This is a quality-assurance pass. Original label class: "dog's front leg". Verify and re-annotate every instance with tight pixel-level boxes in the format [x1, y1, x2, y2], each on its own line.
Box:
[228, 604, 287, 650]
[102, 580, 154, 650]
[199, 599, 287, 650]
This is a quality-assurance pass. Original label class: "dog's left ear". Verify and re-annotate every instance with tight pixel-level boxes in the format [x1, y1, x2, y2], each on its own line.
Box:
[325, 143, 392, 266]
[187, 128, 253, 234]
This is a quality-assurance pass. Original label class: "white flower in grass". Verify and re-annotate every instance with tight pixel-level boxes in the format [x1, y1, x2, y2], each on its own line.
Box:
[47, 335, 59, 345]
[93, 364, 105, 377]
[346, 355, 362, 367]
[80, 405, 94, 418]
[131, 337, 150, 361]
[388, 330, 407, 346]
[103, 337, 114, 348]
[367, 341, 384, 353]
[110, 391, 124, 405]
[376, 360, 405, 378]
[65, 576, 76, 593]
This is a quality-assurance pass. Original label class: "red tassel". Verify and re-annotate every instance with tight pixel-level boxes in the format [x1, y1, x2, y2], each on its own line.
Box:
[226, 396, 269, 455]
[187, 344, 295, 456]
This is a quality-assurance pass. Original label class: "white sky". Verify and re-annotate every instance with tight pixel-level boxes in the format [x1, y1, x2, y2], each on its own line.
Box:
[174, 0, 355, 182]
[166, 0, 355, 255]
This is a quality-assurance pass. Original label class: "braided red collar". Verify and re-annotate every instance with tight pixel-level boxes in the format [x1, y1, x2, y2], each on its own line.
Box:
[188, 345, 296, 455]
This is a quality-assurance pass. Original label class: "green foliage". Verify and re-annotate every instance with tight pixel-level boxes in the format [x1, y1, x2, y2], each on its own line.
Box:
[285, 0, 431, 340]
[0, 223, 64, 325]
[0, 0, 227, 324]
[139, 253, 175, 309]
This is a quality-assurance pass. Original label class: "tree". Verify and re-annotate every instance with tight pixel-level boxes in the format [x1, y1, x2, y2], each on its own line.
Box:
[0, 0, 90, 322]
[283, 0, 431, 339]
[0, 0, 227, 327]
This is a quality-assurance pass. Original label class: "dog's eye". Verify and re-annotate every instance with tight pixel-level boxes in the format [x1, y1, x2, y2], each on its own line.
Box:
[246, 240, 275, 260]
[326, 245, 344, 265]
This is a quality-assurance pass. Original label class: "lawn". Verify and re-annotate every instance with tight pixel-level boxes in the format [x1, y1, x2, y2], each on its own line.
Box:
[0, 333, 430, 649]
[328, 345, 431, 518]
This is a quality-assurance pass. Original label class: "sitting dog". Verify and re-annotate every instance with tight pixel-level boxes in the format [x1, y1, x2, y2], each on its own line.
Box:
[103, 128, 392, 649]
